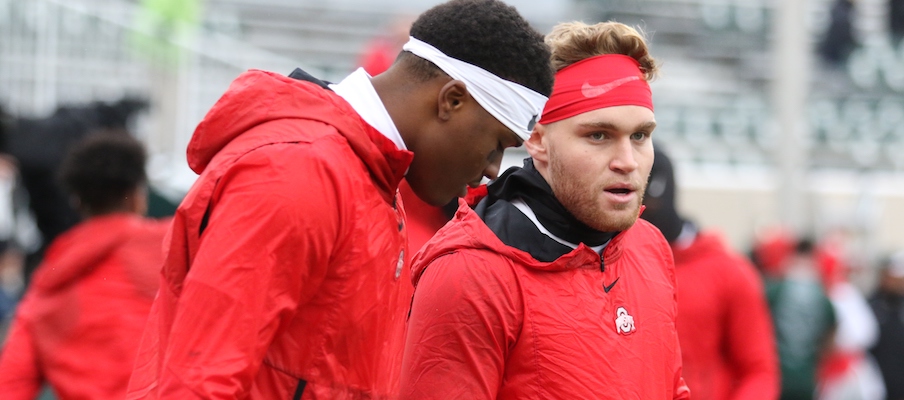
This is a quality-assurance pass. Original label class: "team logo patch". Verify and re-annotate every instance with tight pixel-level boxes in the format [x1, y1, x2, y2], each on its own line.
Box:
[394, 250, 404, 279]
[614, 306, 636, 335]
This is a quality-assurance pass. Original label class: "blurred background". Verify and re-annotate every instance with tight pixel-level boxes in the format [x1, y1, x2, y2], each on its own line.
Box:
[0, 0, 901, 303]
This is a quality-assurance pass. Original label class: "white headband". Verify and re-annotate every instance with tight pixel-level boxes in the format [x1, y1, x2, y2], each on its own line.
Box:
[402, 37, 548, 141]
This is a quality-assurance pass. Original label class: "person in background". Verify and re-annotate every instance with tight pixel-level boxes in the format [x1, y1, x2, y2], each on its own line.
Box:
[2, 98, 148, 285]
[869, 251, 904, 400]
[0, 105, 17, 330]
[641, 144, 780, 400]
[892, 0, 904, 44]
[817, 0, 857, 68]
[125, 0, 555, 398]
[358, 14, 416, 77]
[0, 133, 169, 399]
[400, 21, 690, 399]
[0, 105, 31, 339]
[755, 234, 838, 400]
[814, 231, 885, 400]
[0, 153, 31, 340]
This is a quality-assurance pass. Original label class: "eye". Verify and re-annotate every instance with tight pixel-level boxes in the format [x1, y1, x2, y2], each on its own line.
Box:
[631, 132, 649, 141]
[589, 132, 605, 141]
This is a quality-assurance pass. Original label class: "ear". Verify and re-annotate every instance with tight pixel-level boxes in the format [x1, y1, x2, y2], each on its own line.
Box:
[436, 80, 469, 121]
[525, 123, 549, 165]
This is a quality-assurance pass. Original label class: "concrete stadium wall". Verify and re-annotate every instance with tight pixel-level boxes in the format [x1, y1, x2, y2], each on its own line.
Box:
[678, 165, 904, 292]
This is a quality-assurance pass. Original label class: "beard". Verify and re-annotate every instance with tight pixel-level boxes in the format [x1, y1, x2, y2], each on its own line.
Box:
[547, 154, 645, 232]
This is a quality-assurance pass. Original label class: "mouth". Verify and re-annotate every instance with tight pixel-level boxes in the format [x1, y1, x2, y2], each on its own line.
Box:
[604, 184, 636, 195]
[603, 184, 637, 203]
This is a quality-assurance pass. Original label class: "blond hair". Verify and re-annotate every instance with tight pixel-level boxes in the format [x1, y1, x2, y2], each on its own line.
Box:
[545, 21, 658, 81]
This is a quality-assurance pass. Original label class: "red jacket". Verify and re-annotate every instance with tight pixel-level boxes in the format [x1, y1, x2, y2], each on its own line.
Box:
[400, 201, 690, 399]
[126, 70, 414, 399]
[671, 231, 779, 400]
[0, 214, 169, 400]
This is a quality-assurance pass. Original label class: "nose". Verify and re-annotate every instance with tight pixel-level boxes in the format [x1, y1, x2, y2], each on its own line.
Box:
[609, 138, 639, 174]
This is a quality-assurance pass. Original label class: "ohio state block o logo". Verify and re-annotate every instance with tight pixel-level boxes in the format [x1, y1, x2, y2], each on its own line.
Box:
[615, 306, 636, 335]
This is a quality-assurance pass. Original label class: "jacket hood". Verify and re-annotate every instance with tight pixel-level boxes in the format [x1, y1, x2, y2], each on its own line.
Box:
[411, 199, 634, 287]
[186, 69, 411, 180]
[31, 214, 138, 293]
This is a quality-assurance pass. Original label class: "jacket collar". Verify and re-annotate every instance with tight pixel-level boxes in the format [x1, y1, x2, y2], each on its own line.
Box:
[411, 199, 632, 287]
[329, 68, 407, 151]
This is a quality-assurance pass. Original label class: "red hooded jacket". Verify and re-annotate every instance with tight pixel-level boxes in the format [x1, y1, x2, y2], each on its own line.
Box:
[671, 231, 779, 400]
[0, 214, 169, 399]
[400, 200, 690, 399]
[126, 70, 414, 399]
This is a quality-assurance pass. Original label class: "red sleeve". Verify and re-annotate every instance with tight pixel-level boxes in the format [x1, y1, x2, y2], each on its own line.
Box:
[725, 258, 780, 400]
[400, 250, 522, 400]
[0, 299, 44, 399]
[155, 146, 339, 398]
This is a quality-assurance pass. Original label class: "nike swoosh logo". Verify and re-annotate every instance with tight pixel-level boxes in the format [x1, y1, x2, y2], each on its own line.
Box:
[581, 76, 641, 98]
[603, 277, 620, 293]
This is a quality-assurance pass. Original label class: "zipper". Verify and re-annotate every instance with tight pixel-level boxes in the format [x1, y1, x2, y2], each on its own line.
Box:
[292, 379, 307, 400]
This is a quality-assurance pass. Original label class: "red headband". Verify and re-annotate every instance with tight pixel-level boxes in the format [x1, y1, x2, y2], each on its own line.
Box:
[539, 54, 653, 125]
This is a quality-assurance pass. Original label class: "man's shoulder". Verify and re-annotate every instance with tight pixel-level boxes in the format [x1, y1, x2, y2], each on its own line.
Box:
[226, 122, 360, 171]
[419, 238, 518, 271]
[433, 247, 520, 273]
[413, 219, 522, 289]
[191, 130, 370, 218]
[411, 246, 523, 307]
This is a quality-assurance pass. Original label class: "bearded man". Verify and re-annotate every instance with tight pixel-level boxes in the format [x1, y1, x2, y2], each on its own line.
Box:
[399, 21, 690, 400]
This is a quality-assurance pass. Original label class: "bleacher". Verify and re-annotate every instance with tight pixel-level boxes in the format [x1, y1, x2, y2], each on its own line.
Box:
[207, 0, 399, 79]
[575, 0, 904, 172]
[1, 0, 903, 175]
